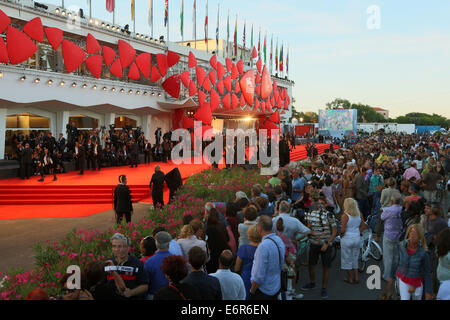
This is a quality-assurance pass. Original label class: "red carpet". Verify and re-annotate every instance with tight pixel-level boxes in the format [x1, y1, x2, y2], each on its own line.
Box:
[0, 144, 335, 220]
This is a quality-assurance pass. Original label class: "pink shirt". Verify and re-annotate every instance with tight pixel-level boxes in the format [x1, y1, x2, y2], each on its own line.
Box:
[403, 167, 421, 181]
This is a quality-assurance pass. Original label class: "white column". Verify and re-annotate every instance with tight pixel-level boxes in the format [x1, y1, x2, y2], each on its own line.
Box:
[105, 113, 116, 127]
[57, 111, 70, 139]
[142, 114, 152, 144]
[0, 108, 6, 160]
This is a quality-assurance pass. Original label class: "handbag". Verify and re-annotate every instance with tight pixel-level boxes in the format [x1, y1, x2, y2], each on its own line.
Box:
[267, 237, 288, 292]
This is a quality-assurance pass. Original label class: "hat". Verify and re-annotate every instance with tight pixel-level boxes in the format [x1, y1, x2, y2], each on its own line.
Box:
[155, 231, 172, 249]
[235, 191, 249, 201]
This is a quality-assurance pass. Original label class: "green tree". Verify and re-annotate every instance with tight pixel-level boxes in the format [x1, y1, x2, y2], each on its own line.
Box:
[396, 113, 450, 128]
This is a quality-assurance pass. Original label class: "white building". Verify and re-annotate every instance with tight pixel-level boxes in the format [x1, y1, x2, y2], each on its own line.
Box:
[0, 1, 294, 159]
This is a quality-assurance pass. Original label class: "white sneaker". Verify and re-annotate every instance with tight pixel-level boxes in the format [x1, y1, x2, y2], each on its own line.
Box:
[292, 293, 304, 299]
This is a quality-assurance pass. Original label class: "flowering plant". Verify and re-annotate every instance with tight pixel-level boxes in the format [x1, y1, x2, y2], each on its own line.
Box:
[0, 168, 268, 299]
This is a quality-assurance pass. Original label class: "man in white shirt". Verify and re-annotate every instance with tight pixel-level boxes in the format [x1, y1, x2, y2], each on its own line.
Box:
[210, 250, 246, 300]
[272, 201, 311, 240]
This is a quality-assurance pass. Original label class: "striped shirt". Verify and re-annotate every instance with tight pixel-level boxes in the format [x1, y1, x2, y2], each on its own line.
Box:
[305, 209, 337, 244]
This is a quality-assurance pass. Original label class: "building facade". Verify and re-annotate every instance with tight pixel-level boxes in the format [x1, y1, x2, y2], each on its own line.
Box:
[0, 0, 294, 160]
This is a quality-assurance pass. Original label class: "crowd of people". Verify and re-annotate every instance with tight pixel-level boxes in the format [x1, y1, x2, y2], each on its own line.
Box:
[13, 127, 174, 181]
[22, 130, 450, 301]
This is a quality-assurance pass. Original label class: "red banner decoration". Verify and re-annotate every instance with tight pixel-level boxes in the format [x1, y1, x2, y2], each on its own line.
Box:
[217, 80, 225, 95]
[255, 72, 261, 84]
[189, 80, 198, 96]
[188, 51, 197, 68]
[62, 40, 86, 73]
[231, 63, 239, 80]
[231, 94, 239, 110]
[202, 77, 212, 91]
[6, 26, 37, 65]
[110, 59, 123, 78]
[162, 74, 181, 98]
[194, 101, 212, 125]
[128, 62, 140, 80]
[0, 37, 8, 63]
[102, 46, 116, 66]
[196, 66, 206, 86]
[172, 109, 185, 130]
[118, 40, 136, 68]
[251, 46, 257, 59]
[234, 80, 241, 94]
[260, 66, 273, 99]
[256, 59, 262, 74]
[237, 60, 244, 76]
[86, 33, 101, 54]
[180, 71, 190, 88]
[225, 58, 232, 72]
[0, 9, 11, 34]
[198, 90, 206, 106]
[208, 70, 217, 85]
[240, 94, 245, 107]
[44, 27, 63, 51]
[217, 61, 225, 80]
[254, 98, 260, 111]
[223, 93, 231, 110]
[255, 84, 261, 98]
[135, 53, 151, 79]
[150, 65, 161, 82]
[167, 51, 180, 67]
[210, 89, 220, 111]
[23, 17, 43, 42]
[210, 54, 217, 69]
[85, 54, 103, 79]
[239, 70, 255, 106]
[156, 53, 168, 77]
[268, 111, 280, 123]
[182, 116, 195, 129]
[224, 75, 232, 92]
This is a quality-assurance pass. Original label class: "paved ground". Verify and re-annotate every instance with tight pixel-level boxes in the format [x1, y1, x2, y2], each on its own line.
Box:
[0, 205, 384, 300]
[0, 203, 152, 274]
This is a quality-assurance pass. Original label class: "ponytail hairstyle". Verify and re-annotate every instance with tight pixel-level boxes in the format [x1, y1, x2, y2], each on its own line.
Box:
[119, 175, 127, 184]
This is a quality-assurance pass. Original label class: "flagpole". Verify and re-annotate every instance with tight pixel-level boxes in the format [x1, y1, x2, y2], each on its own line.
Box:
[181, 0, 184, 43]
[216, 2, 219, 54]
[134, 1, 136, 35]
[150, 0, 153, 39]
[113, 5, 115, 25]
[61, 0, 64, 9]
[194, 0, 197, 49]
[205, 0, 208, 53]
[89, 0, 92, 20]
[166, 0, 169, 43]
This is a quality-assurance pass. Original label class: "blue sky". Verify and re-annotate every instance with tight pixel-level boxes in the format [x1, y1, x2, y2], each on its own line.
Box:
[45, 0, 450, 118]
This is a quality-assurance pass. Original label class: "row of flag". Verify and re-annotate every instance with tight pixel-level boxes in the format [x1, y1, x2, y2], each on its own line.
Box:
[103, 0, 289, 75]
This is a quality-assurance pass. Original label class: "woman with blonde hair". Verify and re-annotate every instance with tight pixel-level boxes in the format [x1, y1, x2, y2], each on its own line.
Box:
[393, 224, 432, 300]
[177, 224, 207, 263]
[340, 198, 366, 284]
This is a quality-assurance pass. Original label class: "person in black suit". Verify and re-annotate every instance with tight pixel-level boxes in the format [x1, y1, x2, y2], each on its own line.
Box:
[162, 138, 171, 163]
[21, 143, 33, 179]
[57, 133, 66, 153]
[155, 128, 162, 145]
[279, 136, 290, 168]
[86, 139, 94, 170]
[43, 132, 56, 155]
[129, 140, 139, 168]
[92, 140, 102, 171]
[114, 175, 133, 225]
[144, 140, 152, 164]
[74, 141, 86, 175]
[17, 143, 25, 179]
[38, 147, 57, 182]
[150, 166, 165, 208]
